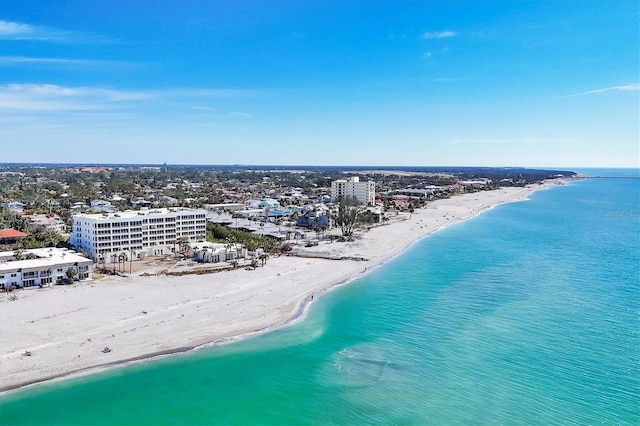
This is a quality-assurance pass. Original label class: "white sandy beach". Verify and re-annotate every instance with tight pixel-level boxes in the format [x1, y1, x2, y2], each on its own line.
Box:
[0, 181, 565, 392]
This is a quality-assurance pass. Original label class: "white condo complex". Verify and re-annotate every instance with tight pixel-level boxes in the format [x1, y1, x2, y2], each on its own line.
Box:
[331, 176, 375, 205]
[0, 248, 93, 290]
[71, 208, 207, 263]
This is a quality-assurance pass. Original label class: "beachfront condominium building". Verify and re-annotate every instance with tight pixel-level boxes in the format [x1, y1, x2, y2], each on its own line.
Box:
[71, 208, 207, 263]
[330, 177, 376, 205]
[0, 247, 93, 290]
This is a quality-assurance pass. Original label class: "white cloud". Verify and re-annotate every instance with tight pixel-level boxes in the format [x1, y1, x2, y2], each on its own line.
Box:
[0, 83, 258, 128]
[568, 83, 639, 97]
[0, 20, 34, 37]
[1, 56, 86, 65]
[0, 20, 73, 41]
[422, 30, 456, 39]
[0, 84, 259, 113]
[229, 112, 253, 118]
[0, 20, 112, 43]
[0, 56, 134, 68]
[154, 88, 256, 98]
[0, 84, 153, 113]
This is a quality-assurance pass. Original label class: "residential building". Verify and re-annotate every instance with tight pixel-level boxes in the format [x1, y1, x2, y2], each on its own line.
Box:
[296, 211, 330, 229]
[0, 247, 92, 290]
[158, 195, 179, 206]
[90, 199, 118, 213]
[393, 187, 443, 199]
[330, 177, 375, 205]
[204, 203, 245, 212]
[3, 201, 25, 212]
[245, 199, 280, 209]
[70, 208, 207, 263]
[22, 213, 67, 233]
[459, 179, 490, 189]
[0, 228, 27, 245]
[131, 197, 152, 208]
[70, 202, 88, 210]
[192, 241, 245, 264]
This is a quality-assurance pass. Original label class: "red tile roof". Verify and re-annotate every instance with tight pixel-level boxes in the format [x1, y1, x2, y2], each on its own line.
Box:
[0, 228, 28, 239]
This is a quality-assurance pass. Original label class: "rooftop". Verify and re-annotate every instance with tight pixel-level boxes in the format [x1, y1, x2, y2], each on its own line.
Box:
[0, 247, 92, 272]
[0, 228, 28, 239]
[73, 207, 206, 220]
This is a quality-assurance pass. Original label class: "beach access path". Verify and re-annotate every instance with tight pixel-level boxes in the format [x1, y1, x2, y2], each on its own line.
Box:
[0, 181, 565, 393]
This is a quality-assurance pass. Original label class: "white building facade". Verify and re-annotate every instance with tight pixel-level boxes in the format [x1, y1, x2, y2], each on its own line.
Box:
[191, 241, 246, 264]
[71, 208, 207, 263]
[0, 248, 93, 290]
[330, 177, 376, 205]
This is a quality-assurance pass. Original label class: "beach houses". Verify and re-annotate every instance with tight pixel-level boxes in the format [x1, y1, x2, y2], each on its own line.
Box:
[0, 229, 27, 246]
[459, 179, 490, 189]
[0, 247, 93, 290]
[21, 213, 68, 234]
[192, 241, 246, 264]
[245, 199, 280, 209]
[3, 201, 26, 213]
[296, 210, 330, 229]
[90, 199, 118, 213]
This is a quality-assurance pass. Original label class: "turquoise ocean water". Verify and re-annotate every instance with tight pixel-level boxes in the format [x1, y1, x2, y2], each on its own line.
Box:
[1, 169, 638, 425]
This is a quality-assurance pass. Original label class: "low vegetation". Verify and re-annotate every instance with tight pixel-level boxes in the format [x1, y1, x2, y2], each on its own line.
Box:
[207, 223, 280, 253]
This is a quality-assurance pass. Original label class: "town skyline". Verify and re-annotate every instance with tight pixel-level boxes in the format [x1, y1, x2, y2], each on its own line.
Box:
[1, 1, 638, 168]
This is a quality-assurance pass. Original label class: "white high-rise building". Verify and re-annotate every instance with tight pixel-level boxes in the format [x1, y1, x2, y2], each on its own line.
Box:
[71, 208, 207, 263]
[330, 177, 375, 205]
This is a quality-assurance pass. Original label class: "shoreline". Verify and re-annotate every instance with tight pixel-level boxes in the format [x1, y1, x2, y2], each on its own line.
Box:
[0, 180, 568, 395]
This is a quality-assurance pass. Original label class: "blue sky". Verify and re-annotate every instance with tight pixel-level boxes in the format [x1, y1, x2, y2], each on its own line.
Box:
[1, 1, 638, 168]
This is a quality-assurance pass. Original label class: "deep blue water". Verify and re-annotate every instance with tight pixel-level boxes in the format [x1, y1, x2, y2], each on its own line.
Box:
[0, 171, 638, 425]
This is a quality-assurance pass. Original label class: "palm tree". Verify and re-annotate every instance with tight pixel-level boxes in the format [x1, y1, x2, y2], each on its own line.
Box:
[321, 220, 329, 239]
[65, 267, 76, 283]
[118, 252, 128, 273]
[13, 249, 24, 261]
[225, 235, 237, 261]
[176, 236, 190, 258]
[110, 253, 118, 272]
